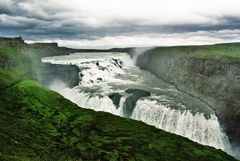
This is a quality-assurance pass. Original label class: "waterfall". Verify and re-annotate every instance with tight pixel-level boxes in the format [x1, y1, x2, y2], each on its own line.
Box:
[131, 99, 231, 152]
[54, 86, 232, 154]
[70, 92, 121, 116]
[42, 51, 233, 156]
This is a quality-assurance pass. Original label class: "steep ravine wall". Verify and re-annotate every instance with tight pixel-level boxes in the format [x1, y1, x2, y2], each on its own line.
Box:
[1, 37, 239, 160]
[1, 40, 237, 160]
[20, 40, 126, 88]
[136, 46, 240, 153]
[38, 63, 80, 88]
[18, 43, 80, 88]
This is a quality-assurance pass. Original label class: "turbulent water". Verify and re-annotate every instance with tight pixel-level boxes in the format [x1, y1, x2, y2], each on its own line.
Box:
[42, 52, 232, 154]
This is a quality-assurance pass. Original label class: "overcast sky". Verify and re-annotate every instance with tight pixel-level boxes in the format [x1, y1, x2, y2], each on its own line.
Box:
[1, 0, 240, 48]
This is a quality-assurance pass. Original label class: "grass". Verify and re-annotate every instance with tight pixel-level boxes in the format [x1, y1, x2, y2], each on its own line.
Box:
[141, 43, 240, 159]
[0, 42, 237, 160]
[150, 43, 240, 62]
[0, 80, 237, 161]
[0, 45, 33, 88]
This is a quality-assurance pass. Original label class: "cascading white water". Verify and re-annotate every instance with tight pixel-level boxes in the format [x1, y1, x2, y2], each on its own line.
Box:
[73, 92, 121, 115]
[42, 52, 233, 155]
[131, 99, 231, 151]
[118, 97, 126, 116]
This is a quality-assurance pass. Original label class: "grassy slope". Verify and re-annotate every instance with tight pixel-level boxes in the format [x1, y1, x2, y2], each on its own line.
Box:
[0, 80, 236, 161]
[0, 45, 33, 88]
[0, 43, 237, 160]
[151, 43, 240, 62]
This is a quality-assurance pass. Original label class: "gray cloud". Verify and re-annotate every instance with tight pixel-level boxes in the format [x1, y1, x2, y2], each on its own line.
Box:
[1, 0, 240, 47]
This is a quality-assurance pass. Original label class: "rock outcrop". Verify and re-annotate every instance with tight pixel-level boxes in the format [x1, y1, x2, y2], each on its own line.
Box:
[136, 45, 240, 153]
[0, 37, 25, 47]
[123, 89, 151, 117]
[38, 63, 80, 88]
[0, 38, 236, 160]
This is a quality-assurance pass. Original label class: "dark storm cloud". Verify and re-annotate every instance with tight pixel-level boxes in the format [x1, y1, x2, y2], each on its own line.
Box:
[1, 0, 240, 44]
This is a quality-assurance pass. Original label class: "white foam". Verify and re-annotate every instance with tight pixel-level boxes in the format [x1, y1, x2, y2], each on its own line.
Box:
[131, 99, 232, 152]
[42, 52, 135, 86]
[42, 52, 233, 155]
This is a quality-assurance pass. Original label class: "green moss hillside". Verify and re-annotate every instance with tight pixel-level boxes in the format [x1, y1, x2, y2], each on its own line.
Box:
[149, 43, 240, 62]
[0, 80, 237, 161]
[0, 45, 33, 88]
[0, 40, 237, 160]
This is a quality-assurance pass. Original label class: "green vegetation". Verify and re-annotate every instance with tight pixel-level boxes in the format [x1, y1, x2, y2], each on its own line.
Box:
[0, 45, 33, 88]
[0, 40, 237, 160]
[0, 80, 237, 161]
[142, 43, 240, 158]
[150, 43, 240, 62]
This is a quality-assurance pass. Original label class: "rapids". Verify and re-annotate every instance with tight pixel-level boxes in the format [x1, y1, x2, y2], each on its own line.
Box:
[42, 52, 232, 154]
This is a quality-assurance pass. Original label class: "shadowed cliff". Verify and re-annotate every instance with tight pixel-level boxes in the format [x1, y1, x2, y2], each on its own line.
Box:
[135, 44, 240, 157]
[0, 37, 237, 160]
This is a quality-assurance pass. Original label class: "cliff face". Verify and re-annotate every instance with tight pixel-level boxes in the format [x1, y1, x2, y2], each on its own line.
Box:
[0, 44, 33, 89]
[137, 45, 240, 150]
[0, 37, 25, 47]
[0, 37, 80, 89]
[0, 38, 237, 161]
[38, 63, 80, 87]
[20, 42, 81, 88]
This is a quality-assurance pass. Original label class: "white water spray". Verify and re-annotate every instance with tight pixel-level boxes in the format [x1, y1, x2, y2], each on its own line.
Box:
[131, 99, 231, 151]
[42, 52, 233, 155]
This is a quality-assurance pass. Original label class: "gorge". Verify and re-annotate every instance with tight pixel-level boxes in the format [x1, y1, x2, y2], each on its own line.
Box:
[0, 37, 239, 160]
[41, 50, 238, 157]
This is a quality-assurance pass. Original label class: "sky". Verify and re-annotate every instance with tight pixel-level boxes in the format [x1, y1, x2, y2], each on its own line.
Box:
[1, 0, 240, 48]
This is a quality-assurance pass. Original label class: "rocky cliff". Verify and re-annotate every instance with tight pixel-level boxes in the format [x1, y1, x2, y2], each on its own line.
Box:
[38, 64, 80, 87]
[136, 44, 240, 155]
[21, 41, 81, 88]
[0, 37, 237, 160]
[0, 37, 25, 47]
